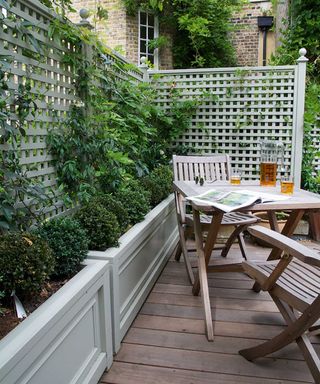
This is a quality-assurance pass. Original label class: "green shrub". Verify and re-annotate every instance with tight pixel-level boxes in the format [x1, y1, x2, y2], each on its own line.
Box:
[0, 232, 54, 297]
[92, 194, 130, 233]
[35, 217, 89, 278]
[141, 165, 173, 207]
[75, 202, 121, 251]
[115, 179, 151, 225]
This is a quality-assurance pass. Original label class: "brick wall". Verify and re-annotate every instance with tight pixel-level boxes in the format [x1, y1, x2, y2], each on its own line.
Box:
[70, 1, 276, 69]
[70, 0, 128, 55]
[231, 1, 272, 66]
[159, 25, 173, 69]
[126, 14, 139, 64]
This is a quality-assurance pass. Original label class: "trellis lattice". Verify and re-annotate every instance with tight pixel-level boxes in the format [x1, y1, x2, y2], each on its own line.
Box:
[0, 0, 141, 220]
[149, 66, 298, 180]
[0, 0, 78, 218]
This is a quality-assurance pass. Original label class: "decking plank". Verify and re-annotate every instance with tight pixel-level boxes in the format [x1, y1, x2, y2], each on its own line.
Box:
[124, 328, 320, 360]
[132, 314, 285, 339]
[146, 292, 278, 312]
[100, 362, 307, 384]
[100, 239, 318, 384]
[153, 282, 272, 300]
[113, 344, 313, 382]
[140, 302, 285, 325]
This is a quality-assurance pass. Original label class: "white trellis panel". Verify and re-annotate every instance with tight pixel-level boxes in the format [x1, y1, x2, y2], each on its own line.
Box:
[0, 0, 78, 218]
[0, 0, 142, 220]
[149, 65, 304, 182]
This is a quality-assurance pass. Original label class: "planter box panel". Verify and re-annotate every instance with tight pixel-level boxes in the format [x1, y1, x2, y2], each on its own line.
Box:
[88, 195, 179, 352]
[0, 260, 113, 384]
[118, 228, 178, 340]
[119, 207, 177, 307]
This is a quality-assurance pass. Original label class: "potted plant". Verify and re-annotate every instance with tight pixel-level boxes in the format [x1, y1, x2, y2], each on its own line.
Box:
[0, 220, 113, 384]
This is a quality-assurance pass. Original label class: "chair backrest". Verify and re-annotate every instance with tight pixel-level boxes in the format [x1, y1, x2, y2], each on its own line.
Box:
[172, 154, 231, 182]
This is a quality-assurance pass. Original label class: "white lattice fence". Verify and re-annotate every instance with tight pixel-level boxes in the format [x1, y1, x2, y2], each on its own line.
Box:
[0, 0, 77, 218]
[149, 56, 308, 184]
[0, 0, 143, 220]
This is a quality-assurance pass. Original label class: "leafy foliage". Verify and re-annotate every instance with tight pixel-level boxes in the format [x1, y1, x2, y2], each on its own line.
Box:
[75, 202, 121, 251]
[123, 0, 241, 68]
[115, 180, 151, 225]
[48, 57, 197, 201]
[0, 232, 55, 297]
[35, 217, 89, 277]
[91, 194, 130, 233]
[141, 165, 173, 207]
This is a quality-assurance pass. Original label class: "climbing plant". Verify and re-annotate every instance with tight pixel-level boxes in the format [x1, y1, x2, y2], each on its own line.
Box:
[36, 4, 200, 201]
[123, 0, 242, 68]
[0, 58, 52, 232]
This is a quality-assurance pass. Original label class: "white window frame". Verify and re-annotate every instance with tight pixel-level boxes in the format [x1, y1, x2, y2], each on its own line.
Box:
[138, 10, 159, 69]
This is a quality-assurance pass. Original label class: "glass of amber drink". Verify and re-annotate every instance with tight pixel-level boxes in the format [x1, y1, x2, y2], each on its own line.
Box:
[230, 169, 241, 185]
[281, 177, 294, 195]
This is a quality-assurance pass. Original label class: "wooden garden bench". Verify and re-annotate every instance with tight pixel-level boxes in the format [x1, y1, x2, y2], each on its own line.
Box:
[240, 225, 320, 383]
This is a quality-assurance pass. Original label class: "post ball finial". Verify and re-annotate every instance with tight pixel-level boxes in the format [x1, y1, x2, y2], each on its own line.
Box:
[299, 48, 307, 57]
[79, 8, 90, 20]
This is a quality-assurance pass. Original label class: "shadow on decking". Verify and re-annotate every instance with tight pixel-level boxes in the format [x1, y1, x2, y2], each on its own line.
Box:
[100, 239, 320, 384]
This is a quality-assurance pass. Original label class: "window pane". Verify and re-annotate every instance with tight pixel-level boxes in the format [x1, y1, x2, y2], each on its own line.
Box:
[140, 12, 146, 25]
[148, 27, 154, 40]
[140, 26, 146, 39]
[140, 40, 146, 53]
[148, 13, 154, 25]
[148, 54, 154, 64]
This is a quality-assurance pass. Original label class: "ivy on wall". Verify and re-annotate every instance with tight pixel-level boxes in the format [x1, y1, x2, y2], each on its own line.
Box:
[123, 0, 242, 68]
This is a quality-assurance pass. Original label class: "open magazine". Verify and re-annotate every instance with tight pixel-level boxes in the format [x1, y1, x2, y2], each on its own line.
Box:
[186, 189, 289, 213]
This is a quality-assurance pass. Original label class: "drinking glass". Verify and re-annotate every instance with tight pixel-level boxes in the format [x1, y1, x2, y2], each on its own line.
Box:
[281, 176, 294, 194]
[230, 169, 241, 185]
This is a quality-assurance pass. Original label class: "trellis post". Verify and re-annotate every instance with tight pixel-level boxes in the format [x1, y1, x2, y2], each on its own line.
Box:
[138, 57, 149, 82]
[293, 48, 308, 187]
[77, 9, 94, 116]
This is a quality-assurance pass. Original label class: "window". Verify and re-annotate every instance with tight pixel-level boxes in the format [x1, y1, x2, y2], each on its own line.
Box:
[138, 10, 159, 68]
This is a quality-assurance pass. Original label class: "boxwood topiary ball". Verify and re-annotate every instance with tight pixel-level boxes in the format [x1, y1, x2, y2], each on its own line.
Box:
[35, 217, 89, 278]
[115, 179, 151, 225]
[141, 165, 173, 207]
[91, 194, 130, 234]
[0, 232, 54, 297]
[75, 202, 121, 251]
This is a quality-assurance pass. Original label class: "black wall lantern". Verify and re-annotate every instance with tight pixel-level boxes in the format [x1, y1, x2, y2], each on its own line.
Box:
[257, 16, 274, 66]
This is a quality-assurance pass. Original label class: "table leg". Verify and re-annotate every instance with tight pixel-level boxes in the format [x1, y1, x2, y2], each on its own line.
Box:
[192, 211, 224, 296]
[253, 209, 305, 292]
[191, 209, 224, 341]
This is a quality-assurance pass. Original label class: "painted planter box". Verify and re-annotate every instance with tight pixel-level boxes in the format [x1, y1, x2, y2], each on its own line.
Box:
[88, 194, 179, 352]
[0, 259, 113, 384]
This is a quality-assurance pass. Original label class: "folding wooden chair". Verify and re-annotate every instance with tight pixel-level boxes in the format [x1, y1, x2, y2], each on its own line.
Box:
[239, 225, 320, 383]
[172, 154, 258, 284]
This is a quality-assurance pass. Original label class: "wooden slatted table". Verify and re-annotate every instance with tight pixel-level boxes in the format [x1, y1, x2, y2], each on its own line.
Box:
[173, 180, 320, 341]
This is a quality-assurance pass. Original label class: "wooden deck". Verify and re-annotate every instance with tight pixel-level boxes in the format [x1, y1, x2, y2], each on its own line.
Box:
[100, 240, 320, 384]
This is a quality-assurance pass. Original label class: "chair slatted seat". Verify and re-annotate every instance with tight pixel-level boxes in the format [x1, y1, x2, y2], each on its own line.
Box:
[173, 154, 258, 284]
[239, 225, 320, 383]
